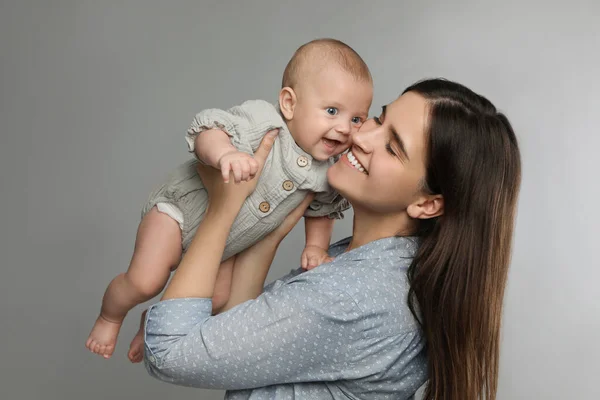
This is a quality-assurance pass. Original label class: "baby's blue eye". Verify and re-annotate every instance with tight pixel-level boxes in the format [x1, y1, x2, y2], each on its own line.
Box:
[326, 107, 338, 115]
[351, 117, 362, 124]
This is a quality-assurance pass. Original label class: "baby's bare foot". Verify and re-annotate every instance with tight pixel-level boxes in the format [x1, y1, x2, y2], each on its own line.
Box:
[85, 315, 121, 359]
[127, 311, 146, 363]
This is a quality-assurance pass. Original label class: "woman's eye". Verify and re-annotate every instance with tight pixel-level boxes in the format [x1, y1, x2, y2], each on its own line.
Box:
[385, 142, 397, 157]
[374, 116, 382, 125]
[326, 107, 338, 116]
[351, 116, 362, 124]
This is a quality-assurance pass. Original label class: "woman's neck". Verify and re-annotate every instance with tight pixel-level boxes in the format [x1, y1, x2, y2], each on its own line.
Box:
[348, 208, 415, 251]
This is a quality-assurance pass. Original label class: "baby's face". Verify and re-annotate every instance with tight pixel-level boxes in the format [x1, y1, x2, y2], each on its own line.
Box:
[289, 68, 373, 161]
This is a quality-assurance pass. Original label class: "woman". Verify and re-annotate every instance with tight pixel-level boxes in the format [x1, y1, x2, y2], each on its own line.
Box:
[143, 79, 521, 400]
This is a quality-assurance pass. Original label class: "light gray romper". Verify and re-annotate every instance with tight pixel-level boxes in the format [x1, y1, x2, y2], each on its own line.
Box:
[142, 100, 349, 260]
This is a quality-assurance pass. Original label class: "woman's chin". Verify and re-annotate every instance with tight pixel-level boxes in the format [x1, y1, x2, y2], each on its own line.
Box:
[327, 163, 350, 197]
[326, 162, 341, 186]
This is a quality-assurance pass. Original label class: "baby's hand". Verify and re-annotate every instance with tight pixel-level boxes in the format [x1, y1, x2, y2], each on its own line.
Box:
[301, 245, 334, 270]
[218, 150, 259, 184]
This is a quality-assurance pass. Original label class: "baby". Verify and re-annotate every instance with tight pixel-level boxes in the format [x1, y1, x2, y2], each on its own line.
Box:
[86, 38, 373, 361]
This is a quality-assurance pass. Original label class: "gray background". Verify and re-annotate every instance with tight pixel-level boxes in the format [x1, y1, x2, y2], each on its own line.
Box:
[1, 0, 598, 399]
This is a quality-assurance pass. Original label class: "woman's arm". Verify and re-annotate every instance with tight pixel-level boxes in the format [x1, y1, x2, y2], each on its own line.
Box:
[160, 129, 278, 301]
[143, 128, 365, 390]
[219, 193, 315, 312]
[160, 197, 239, 300]
[144, 268, 365, 390]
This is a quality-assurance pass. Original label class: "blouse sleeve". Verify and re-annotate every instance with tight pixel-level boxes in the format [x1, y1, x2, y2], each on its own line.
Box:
[143, 277, 363, 390]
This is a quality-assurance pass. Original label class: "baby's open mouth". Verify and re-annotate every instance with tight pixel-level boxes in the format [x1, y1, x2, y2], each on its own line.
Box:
[322, 138, 341, 148]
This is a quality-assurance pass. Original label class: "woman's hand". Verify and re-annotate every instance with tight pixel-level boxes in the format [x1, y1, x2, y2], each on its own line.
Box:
[196, 128, 279, 213]
[161, 128, 278, 301]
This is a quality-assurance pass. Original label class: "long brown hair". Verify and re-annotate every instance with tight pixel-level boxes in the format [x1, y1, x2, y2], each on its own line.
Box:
[405, 79, 521, 400]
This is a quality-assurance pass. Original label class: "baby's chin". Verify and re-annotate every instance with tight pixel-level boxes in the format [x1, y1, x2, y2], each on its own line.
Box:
[311, 152, 342, 162]
[310, 146, 350, 162]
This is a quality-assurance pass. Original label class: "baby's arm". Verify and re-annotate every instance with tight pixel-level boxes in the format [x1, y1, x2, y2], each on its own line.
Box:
[186, 100, 284, 183]
[193, 128, 235, 167]
[194, 129, 258, 183]
[302, 216, 334, 270]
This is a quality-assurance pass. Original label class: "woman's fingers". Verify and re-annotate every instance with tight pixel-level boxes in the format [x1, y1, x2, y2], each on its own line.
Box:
[196, 128, 280, 204]
[252, 129, 279, 173]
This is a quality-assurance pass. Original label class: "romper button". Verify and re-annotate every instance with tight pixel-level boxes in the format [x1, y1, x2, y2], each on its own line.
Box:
[148, 355, 155, 363]
[282, 180, 294, 191]
[310, 201, 322, 210]
[297, 156, 309, 167]
[259, 201, 270, 213]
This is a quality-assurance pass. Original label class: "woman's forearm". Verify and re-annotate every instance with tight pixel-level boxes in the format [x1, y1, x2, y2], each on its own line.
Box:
[219, 237, 279, 312]
[161, 203, 239, 300]
[219, 193, 314, 312]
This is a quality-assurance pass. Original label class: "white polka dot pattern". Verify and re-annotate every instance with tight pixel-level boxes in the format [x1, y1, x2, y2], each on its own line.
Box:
[144, 236, 428, 399]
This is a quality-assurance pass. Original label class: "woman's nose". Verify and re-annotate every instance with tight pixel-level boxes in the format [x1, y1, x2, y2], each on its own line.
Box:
[360, 118, 379, 131]
[351, 118, 378, 153]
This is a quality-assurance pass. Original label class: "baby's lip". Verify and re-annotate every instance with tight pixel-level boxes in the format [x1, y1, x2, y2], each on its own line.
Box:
[322, 138, 341, 148]
[323, 136, 348, 146]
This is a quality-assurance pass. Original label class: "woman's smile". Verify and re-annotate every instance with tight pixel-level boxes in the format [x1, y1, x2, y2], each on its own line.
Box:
[342, 150, 368, 174]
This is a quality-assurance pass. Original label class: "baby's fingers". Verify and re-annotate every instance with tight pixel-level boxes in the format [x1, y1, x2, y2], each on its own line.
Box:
[240, 159, 251, 182]
[301, 252, 308, 270]
[307, 255, 319, 270]
[248, 158, 259, 180]
[231, 160, 243, 183]
[221, 162, 231, 183]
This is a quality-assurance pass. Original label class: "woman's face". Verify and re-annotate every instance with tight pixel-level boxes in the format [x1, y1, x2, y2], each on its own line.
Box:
[327, 91, 429, 214]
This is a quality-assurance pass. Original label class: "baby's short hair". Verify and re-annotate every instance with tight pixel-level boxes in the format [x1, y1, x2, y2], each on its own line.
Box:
[282, 38, 372, 89]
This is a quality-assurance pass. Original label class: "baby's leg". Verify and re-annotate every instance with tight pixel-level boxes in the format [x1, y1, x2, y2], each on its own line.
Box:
[86, 207, 182, 359]
[127, 256, 235, 363]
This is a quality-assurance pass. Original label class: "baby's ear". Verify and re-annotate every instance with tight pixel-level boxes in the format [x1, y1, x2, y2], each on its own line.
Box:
[278, 87, 297, 121]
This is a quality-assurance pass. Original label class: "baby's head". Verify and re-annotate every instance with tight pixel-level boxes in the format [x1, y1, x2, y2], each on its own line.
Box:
[279, 39, 373, 161]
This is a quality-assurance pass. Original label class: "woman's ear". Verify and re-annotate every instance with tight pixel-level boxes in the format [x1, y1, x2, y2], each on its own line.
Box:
[279, 87, 297, 121]
[407, 194, 444, 220]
